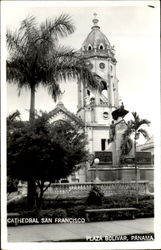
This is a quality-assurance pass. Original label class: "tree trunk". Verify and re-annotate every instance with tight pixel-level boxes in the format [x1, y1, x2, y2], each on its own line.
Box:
[28, 84, 36, 208]
[37, 183, 44, 209]
[27, 178, 36, 209]
[29, 84, 35, 122]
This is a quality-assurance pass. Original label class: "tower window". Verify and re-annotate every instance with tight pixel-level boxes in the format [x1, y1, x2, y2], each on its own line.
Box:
[103, 112, 109, 119]
[99, 44, 104, 50]
[101, 81, 107, 90]
[110, 65, 113, 71]
[88, 45, 92, 50]
[99, 62, 105, 69]
[101, 139, 106, 151]
[87, 89, 90, 96]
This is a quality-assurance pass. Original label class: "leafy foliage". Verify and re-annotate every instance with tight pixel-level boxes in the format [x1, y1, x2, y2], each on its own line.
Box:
[7, 112, 88, 206]
[7, 110, 24, 132]
[7, 176, 19, 194]
[8, 194, 154, 220]
[120, 112, 150, 158]
[122, 112, 150, 140]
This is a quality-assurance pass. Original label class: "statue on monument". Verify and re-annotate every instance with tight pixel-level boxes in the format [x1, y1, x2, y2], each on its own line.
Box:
[108, 120, 115, 143]
[109, 102, 134, 164]
[108, 102, 129, 143]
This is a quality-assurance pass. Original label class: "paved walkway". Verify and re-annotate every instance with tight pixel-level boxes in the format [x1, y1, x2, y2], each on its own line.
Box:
[8, 218, 154, 242]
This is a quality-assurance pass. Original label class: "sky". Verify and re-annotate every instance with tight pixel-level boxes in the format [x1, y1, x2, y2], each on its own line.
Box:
[2, 1, 160, 138]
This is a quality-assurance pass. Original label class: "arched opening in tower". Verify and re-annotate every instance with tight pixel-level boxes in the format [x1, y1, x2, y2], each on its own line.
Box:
[100, 81, 108, 99]
[99, 44, 104, 50]
[88, 44, 92, 51]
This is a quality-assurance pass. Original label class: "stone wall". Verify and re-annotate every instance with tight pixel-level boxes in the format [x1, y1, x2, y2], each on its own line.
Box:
[42, 181, 151, 200]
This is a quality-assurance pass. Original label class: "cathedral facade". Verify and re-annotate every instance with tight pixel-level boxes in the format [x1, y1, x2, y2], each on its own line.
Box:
[49, 15, 153, 184]
[49, 15, 124, 182]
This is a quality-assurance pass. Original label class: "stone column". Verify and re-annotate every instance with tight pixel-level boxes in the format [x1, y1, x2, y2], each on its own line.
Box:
[114, 118, 127, 165]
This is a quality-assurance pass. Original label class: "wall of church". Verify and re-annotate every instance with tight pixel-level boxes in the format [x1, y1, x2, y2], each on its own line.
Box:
[90, 58, 109, 80]
[77, 81, 85, 110]
[86, 127, 93, 153]
[86, 126, 113, 153]
[92, 127, 109, 152]
[113, 78, 119, 107]
[94, 106, 112, 124]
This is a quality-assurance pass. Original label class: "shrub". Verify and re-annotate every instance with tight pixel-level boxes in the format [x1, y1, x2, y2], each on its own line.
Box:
[86, 185, 104, 206]
[66, 205, 86, 218]
[7, 197, 27, 212]
[135, 200, 154, 218]
[43, 198, 86, 209]
[20, 208, 43, 221]
[40, 209, 55, 218]
[51, 208, 67, 219]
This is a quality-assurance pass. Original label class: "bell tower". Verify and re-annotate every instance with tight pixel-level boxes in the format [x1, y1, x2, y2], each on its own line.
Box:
[77, 14, 119, 127]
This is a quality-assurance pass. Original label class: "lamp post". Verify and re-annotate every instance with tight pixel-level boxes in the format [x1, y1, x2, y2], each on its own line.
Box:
[134, 132, 139, 204]
[94, 158, 100, 183]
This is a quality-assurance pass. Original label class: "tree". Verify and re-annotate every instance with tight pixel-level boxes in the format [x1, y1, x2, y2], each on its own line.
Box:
[120, 112, 150, 203]
[7, 14, 100, 208]
[121, 112, 150, 157]
[7, 112, 88, 208]
[7, 176, 19, 195]
[6, 14, 100, 122]
[7, 111, 24, 196]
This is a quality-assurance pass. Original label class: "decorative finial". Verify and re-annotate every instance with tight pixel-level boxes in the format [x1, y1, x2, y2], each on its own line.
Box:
[92, 13, 99, 28]
[93, 13, 97, 18]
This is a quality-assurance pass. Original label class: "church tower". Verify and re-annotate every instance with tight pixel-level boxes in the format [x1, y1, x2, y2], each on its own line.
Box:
[77, 14, 119, 153]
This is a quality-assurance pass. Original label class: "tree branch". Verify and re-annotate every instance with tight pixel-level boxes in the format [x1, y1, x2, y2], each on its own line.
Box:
[43, 182, 51, 193]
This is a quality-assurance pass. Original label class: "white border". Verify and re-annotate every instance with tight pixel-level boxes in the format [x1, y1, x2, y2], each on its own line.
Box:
[1, 1, 160, 250]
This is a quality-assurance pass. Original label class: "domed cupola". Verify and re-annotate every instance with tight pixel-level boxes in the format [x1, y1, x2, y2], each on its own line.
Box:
[81, 13, 116, 62]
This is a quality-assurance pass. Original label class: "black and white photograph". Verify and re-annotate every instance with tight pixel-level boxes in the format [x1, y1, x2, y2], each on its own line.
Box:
[1, 1, 160, 250]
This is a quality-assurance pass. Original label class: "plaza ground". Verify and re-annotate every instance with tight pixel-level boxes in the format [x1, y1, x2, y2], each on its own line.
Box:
[8, 218, 154, 242]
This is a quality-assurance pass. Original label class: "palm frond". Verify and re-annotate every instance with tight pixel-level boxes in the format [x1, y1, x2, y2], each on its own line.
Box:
[47, 80, 62, 102]
[7, 110, 21, 122]
[132, 112, 140, 123]
[53, 48, 100, 88]
[19, 15, 39, 45]
[6, 30, 24, 56]
[132, 112, 150, 130]
[35, 46, 100, 101]
[7, 59, 30, 87]
[138, 128, 149, 139]
[138, 119, 151, 127]
[40, 13, 75, 41]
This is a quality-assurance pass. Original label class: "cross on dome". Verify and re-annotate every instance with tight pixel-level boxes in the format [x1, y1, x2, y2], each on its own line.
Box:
[93, 13, 97, 18]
